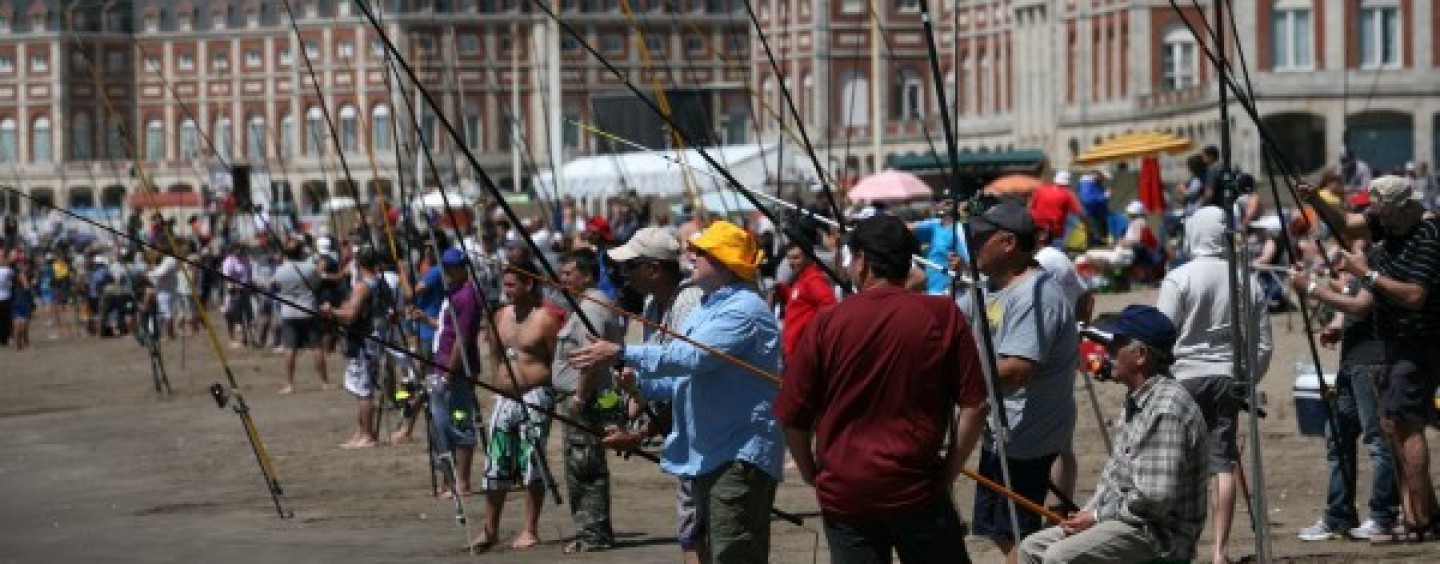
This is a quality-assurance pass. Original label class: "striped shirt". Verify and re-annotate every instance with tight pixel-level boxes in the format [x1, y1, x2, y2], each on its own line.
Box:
[1085, 375, 1208, 561]
[1369, 218, 1440, 338]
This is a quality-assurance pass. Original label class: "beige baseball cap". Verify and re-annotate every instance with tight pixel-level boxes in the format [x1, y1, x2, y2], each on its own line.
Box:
[607, 227, 681, 262]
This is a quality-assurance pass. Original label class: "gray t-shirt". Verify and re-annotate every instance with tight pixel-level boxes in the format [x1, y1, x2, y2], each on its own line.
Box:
[552, 288, 626, 394]
[273, 259, 319, 319]
[958, 269, 1079, 460]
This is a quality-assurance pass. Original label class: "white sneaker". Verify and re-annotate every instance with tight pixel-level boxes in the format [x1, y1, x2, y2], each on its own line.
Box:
[1348, 518, 1397, 540]
[1298, 518, 1348, 541]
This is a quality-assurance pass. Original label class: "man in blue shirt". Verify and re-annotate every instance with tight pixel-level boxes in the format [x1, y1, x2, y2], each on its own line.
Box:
[570, 220, 783, 563]
[912, 206, 969, 295]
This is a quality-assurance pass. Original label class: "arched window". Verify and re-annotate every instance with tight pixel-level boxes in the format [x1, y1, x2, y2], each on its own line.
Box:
[72, 113, 92, 159]
[1161, 27, 1198, 90]
[145, 119, 164, 161]
[306, 106, 325, 155]
[31, 116, 52, 163]
[339, 105, 358, 152]
[893, 69, 923, 121]
[0, 118, 15, 163]
[247, 116, 266, 159]
[801, 72, 815, 126]
[372, 104, 392, 151]
[179, 119, 198, 158]
[280, 113, 295, 156]
[215, 116, 232, 160]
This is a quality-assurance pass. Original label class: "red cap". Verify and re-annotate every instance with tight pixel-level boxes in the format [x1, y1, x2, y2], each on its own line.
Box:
[586, 216, 613, 242]
[1347, 191, 1371, 208]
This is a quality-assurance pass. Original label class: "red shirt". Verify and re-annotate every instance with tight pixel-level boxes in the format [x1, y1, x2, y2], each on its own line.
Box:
[780, 264, 836, 357]
[1029, 184, 1083, 236]
[775, 285, 985, 521]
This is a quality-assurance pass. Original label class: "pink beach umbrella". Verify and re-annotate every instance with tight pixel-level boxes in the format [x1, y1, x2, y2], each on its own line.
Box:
[847, 170, 935, 203]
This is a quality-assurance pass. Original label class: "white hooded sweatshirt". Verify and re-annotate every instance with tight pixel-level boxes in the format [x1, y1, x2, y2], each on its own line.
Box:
[1157, 206, 1274, 381]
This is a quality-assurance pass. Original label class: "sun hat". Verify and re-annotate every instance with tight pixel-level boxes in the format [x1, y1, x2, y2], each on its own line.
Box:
[689, 220, 762, 281]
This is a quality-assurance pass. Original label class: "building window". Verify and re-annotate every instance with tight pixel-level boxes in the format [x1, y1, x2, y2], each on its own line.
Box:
[372, 105, 392, 151]
[145, 120, 164, 161]
[464, 112, 482, 151]
[562, 113, 579, 149]
[178, 53, 194, 70]
[644, 35, 665, 54]
[459, 34, 480, 54]
[31, 13, 47, 32]
[0, 14, 9, 33]
[1359, 3, 1401, 69]
[306, 106, 325, 155]
[1270, 1, 1312, 71]
[339, 106, 358, 153]
[248, 117, 267, 159]
[726, 34, 747, 55]
[561, 36, 580, 52]
[685, 36, 705, 54]
[107, 51, 125, 71]
[245, 50, 262, 68]
[30, 53, 47, 72]
[305, 41, 320, 61]
[1161, 27, 1198, 90]
[0, 56, 12, 73]
[371, 39, 386, 58]
[801, 72, 815, 124]
[893, 69, 923, 121]
[179, 119, 198, 159]
[215, 117, 233, 161]
[72, 114, 91, 159]
[279, 49, 293, 66]
[280, 113, 295, 156]
[337, 41, 354, 60]
[0, 118, 16, 163]
[895, 0, 919, 12]
[143, 56, 160, 70]
[419, 110, 437, 151]
[32, 117, 52, 163]
[839, 71, 869, 127]
[211, 51, 229, 71]
[106, 118, 125, 158]
[602, 35, 624, 53]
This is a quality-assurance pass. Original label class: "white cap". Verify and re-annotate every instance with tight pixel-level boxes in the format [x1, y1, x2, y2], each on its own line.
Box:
[607, 227, 681, 262]
[1053, 170, 1072, 186]
[1125, 200, 1146, 216]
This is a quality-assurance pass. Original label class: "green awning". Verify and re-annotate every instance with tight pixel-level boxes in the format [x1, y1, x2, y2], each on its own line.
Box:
[885, 149, 1047, 172]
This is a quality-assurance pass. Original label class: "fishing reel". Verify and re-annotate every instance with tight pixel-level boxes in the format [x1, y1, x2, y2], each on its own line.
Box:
[210, 383, 232, 410]
[1078, 326, 1115, 382]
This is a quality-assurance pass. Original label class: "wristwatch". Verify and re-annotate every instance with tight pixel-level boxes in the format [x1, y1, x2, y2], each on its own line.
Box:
[1365, 270, 1380, 288]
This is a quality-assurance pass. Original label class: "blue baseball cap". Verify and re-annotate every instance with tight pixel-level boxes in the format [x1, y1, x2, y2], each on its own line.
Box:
[1094, 304, 1177, 356]
[440, 248, 468, 268]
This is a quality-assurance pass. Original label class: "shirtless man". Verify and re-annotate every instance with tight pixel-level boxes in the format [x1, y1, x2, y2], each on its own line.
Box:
[477, 261, 566, 551]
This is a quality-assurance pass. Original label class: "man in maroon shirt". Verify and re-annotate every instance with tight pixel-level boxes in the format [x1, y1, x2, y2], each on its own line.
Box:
[776, 214, 988, 563]
[776, 240, 836, 357]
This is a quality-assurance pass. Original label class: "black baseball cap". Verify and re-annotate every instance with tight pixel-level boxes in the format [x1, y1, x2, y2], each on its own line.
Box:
[847, 214, 920, 260]
[971, 203, 1036, 237]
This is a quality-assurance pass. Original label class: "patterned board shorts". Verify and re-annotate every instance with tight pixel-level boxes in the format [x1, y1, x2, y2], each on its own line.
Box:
[481, 387, 554, 492]
[342, 346, 379, 398]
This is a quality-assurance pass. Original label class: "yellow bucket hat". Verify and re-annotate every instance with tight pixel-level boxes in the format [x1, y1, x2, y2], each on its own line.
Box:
[689, 220, 762, 281]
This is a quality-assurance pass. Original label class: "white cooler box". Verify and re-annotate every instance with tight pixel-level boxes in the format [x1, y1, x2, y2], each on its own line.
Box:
[1293, 367, 1337, 437]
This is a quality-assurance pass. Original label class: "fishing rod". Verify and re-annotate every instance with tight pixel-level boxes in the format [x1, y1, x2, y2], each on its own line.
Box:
[739, 0, 846, 230]
[62, 9, 292, 518]
[913, 0, 1044, 531]
[504, 0, 851, 295]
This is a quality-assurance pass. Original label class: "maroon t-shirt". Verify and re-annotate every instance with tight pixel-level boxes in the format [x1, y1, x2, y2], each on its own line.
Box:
[776, 285, 985, 521]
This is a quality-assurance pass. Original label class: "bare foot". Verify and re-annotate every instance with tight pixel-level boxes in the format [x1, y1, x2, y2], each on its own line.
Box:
[390, 429, 413, 443]
[510, 531, 539, 550]
[277, 386, 295, 395]
[437, 485, 473, 499]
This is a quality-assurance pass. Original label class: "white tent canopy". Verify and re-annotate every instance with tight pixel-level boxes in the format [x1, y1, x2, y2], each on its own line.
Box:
[532, 142, 820, 200]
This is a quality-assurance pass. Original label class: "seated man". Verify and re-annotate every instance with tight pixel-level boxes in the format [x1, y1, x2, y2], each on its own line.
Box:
[1020, 305, 1208, 564]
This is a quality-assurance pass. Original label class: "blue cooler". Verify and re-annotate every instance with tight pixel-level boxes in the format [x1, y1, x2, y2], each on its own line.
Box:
[1293, 369, 1336, 437]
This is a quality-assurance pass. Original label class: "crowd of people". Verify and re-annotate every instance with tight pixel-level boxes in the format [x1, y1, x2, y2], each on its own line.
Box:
[1, 148, 1438, 564]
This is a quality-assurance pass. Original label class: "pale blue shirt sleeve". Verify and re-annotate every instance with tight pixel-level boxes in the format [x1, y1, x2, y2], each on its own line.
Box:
[638, 376, 681, 402]
[623, 300, 760, 379]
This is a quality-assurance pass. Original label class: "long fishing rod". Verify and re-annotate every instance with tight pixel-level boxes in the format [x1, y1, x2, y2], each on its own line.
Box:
[62, 9, 291, 518]
[913, 0, 1038, 531]
[738, 0, 845, 230]
[504, 0, 851, 295]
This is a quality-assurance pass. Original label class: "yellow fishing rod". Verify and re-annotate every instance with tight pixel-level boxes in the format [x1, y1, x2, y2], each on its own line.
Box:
[64, 10, 291, 518]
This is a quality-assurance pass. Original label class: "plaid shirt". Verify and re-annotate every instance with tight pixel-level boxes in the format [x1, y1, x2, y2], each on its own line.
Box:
[1084, 375, 1208, 560]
